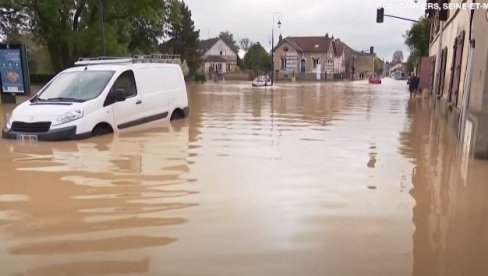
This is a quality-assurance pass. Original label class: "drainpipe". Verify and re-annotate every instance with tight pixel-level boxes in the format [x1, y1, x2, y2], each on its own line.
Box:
[459, 4, 476, 143]
[432, 20, 444, 105]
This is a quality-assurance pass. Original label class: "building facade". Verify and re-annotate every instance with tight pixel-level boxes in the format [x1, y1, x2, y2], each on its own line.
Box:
[273, 35, 355, 80]
[273, 34, 376, 80]
[425, 0, 488, 158]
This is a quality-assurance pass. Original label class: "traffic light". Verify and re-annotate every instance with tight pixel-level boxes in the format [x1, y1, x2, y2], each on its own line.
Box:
[376, 8, 384, 23]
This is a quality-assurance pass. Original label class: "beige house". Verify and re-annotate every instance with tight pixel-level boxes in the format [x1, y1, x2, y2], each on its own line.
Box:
[273, 34, 374, 80]
[199, 38, 238, 74]
[424, 0, 488, 158]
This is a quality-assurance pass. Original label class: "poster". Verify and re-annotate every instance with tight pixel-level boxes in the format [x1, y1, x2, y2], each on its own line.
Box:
[0, 48, 25, 93]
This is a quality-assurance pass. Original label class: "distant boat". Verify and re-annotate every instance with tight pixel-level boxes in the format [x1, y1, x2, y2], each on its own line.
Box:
[252, 75, 272, 87]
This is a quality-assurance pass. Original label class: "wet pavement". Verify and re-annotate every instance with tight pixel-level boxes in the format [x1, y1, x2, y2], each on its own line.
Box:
[0, 79, 487, 276]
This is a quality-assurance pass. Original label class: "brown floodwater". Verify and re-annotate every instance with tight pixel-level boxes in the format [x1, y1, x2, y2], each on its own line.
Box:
[0, 79, 487, 276]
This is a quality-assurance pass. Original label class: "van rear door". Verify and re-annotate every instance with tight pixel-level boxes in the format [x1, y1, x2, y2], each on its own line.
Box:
[133, 67, 171, 122]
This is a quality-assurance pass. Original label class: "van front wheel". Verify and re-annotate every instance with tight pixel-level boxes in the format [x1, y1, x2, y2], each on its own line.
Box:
[92, 124, 113, 137]
[170, 109, 185, 121]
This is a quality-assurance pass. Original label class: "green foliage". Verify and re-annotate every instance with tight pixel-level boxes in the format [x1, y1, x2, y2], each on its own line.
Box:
[181, 60, 189, 76]
[6, 32, 53, 73]
[239, 38, 251, 52]
[374, 57, 383, 75]
[243, 43, 271, 72]
[164, 0, 201, 75]
[1, 0, 167, 72]
[194, 71, 206, 82]
[404, 17, 430, 73]
[219, 31, 239, 53]
[30, 73, 55, 84]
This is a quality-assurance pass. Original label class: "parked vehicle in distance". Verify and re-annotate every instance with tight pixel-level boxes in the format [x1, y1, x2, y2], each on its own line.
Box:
[2, 54, 189, 141]
[252, 75, 272, 87]
[369, 76, 382, 84]
[392, 72, 407, 80]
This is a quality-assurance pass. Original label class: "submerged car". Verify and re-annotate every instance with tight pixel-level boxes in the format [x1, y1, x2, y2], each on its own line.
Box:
[3, 56, 189, 141]
[252, 75, 272, 87]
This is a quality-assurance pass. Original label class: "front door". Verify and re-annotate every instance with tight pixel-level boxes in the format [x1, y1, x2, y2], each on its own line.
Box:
[108, 70, 144, 130]
[300, 59, 306, 72]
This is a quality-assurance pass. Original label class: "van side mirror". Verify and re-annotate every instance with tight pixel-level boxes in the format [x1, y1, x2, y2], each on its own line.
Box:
[104, 88, 127, 107]
[113, 88, 127, 102]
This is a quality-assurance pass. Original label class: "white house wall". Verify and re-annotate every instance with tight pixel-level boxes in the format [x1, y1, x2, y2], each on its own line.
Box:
[204, 40, 237, 59]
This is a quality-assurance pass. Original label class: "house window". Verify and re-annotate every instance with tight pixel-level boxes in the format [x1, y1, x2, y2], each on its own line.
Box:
[281, 58, 285, 70]
[313, 58, 320, 69]
[220, 51, 223, 55]
[226, 63, 231, 72]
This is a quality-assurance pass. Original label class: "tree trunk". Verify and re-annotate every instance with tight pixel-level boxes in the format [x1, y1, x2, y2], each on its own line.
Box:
[47, 41, 63, 73]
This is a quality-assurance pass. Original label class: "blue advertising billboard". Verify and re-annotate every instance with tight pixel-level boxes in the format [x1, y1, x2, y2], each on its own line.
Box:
[0, 48, 25, 93]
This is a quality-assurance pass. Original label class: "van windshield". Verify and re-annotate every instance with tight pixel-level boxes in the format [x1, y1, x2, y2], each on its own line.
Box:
[35, 71, 115, 102]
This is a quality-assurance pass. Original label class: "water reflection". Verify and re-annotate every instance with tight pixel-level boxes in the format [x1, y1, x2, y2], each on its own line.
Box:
[0, 120, 194, 275]
[1, 80, 487, 275]
[400, 97, 488, 276]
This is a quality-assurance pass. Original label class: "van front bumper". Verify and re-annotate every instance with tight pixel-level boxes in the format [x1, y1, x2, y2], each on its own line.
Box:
[2, 126, 91, 141]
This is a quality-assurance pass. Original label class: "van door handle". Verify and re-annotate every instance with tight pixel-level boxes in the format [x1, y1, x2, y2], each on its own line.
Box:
[136, 100, 142, 105]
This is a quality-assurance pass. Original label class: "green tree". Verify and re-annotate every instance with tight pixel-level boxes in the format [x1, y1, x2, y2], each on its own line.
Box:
[404, 17, 430, 73]
[1, 0, 167, 72]
[0, 1, 29, 38]
[164, 0, 201, 75]
[374, 57, 383, 75]
[6, 31, 53, 73]
[243, 43, 271, 73]
[219, 31, 241, 67]
[239, 38, 251, 52]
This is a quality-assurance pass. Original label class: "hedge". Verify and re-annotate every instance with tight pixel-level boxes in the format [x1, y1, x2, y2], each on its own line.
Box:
[30, 74, 55, 85]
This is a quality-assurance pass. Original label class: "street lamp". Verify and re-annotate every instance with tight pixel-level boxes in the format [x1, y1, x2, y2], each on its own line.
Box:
[271, 12, 282, 86]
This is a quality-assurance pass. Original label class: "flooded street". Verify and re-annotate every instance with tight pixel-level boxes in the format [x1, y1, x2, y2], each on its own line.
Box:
[1, 79, 488, 276]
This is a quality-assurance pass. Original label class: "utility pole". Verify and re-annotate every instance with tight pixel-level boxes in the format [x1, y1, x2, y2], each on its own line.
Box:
[99, 0, 106, 56]
[271, 12, 282, 86]
[432, 21, 444, 104]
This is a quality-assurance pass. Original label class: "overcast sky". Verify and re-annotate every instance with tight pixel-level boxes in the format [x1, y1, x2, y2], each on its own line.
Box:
[184, 0, 425, 61]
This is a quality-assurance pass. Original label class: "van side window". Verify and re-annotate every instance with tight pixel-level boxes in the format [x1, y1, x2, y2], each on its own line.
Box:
[112, 70, 137, 98]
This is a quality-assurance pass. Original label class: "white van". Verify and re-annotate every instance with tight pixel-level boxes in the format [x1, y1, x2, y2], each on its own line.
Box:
[2, 55, 189, 141]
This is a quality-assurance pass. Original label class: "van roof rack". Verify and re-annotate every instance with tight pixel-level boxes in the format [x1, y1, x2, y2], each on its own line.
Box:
[74, 54, 181, 66]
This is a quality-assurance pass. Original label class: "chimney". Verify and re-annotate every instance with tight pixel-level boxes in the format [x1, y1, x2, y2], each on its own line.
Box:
[279, 34, 283, 42]
[331, 35, 334, 39]
[325, 33, 329, 39]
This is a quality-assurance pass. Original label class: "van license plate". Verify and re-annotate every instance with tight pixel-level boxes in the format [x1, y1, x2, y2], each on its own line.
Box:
[16, 134, 38, 141]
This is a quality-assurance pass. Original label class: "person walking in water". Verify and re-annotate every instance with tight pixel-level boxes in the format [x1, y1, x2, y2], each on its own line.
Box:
[408, 74, 419, 97]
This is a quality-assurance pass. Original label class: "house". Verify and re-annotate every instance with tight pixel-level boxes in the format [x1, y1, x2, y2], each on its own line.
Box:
[352, 51, 376, 79]
[199, 38, 238, 75]
[273, 34, 374, 80]
[424, 0, 488, 159]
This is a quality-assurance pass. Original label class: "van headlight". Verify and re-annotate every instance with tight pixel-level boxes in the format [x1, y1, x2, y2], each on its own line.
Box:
[5, 114, 13, 130]
[53, 109, 84, 126]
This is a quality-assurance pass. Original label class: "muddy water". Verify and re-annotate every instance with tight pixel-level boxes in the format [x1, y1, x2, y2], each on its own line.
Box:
[0, 79, 487, 276]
